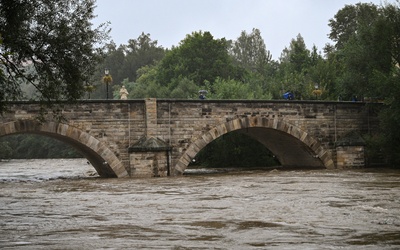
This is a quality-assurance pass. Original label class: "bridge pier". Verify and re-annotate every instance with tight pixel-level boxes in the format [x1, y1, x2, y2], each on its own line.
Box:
[128, 136, 171, 177]
[335, 132, 366, 168]
[128, 98, 172, 177]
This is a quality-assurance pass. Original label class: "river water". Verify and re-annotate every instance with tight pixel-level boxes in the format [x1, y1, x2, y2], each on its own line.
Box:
[0, 159, 400, 249]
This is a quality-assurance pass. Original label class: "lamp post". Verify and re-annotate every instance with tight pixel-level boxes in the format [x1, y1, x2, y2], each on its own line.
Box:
[103, 68, 112, 99]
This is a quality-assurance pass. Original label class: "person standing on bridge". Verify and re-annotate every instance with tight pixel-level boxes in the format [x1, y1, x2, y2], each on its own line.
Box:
[119, 86, 129, 100]
[198, 90, 207, 100]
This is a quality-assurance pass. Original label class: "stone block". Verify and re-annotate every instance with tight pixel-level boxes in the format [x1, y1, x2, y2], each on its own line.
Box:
[336, 145, 365, 168]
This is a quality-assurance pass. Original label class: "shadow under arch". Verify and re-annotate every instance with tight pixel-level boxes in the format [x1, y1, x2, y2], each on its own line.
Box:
[0, 119, 128, 178]
[174, 116, 335, 175]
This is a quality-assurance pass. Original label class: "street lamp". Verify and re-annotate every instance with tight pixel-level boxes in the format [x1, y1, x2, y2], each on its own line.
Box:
[103, 68, 112, 99]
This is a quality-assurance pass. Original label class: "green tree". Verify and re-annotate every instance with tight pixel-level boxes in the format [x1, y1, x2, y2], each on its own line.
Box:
[328, 3, 380, 50]
[122, 32, 165, 83]
[89, 33, 165, 100]
[280, 34, 311, 73]
[277, 34, 312, 99]
[169, 77, 199, 99]
[131, 64, 169, 98]
[230, 28, 272, 73]
[229, 28, 277, 99]
[327, 1, 400, 166]
[90, 42, 126, 99]
[374, 2, 400, 166]
[211, 78, 251, 99]
[378, 72, 400, 166]
[208, 77, 271, 100]
[0, 134, 81, 158]
[156, 31, 241, 88]
[126, 30, 278, 100]
[132, 64, 199, 99]
[0, 0, 110, 114]
[302, 45, 337, 100]
[331, 3, 393, 100]
[0, 141, 12, 160]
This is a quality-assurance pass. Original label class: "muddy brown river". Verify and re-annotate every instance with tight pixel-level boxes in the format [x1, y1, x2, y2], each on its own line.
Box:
[1, 159, 400, 249]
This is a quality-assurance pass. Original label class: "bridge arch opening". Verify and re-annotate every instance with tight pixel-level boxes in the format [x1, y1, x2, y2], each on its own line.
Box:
[174, 116, 335, 175]
[0, 120, 128, 178]
[188, 131, 280, 170]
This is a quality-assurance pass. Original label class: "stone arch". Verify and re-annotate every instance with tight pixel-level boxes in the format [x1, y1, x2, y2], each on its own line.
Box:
[0, 119, 128, 178]
[173, 116, 335, 175]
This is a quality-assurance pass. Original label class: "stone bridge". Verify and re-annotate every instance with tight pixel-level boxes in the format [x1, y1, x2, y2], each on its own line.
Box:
[0, 99, 381, 178]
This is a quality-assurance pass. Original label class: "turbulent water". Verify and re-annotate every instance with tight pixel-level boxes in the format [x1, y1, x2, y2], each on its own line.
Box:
[0, 159, 400, 249]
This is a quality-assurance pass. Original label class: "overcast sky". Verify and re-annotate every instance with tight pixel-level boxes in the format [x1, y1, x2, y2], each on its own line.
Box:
[93, 0, 390, 60]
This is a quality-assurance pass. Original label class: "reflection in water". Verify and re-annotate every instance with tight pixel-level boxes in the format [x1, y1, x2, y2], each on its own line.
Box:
[1, 159, 400, 249]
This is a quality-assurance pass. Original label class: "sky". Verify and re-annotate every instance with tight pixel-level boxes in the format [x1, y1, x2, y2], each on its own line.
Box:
[93, 0, 391, 60]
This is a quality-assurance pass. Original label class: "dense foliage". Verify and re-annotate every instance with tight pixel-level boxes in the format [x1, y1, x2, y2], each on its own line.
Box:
[0, 0, 109, 116]
[0, 134, 81, 159]
[1, 1, 400, 167]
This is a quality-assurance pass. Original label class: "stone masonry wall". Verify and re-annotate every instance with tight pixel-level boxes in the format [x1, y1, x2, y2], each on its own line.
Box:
[336, 145, 366, 168]
[155, 100, 380, 172]
[2, 100, 147, 176]
[130, 151, 168, 177]
[1, 100, 381, 177]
